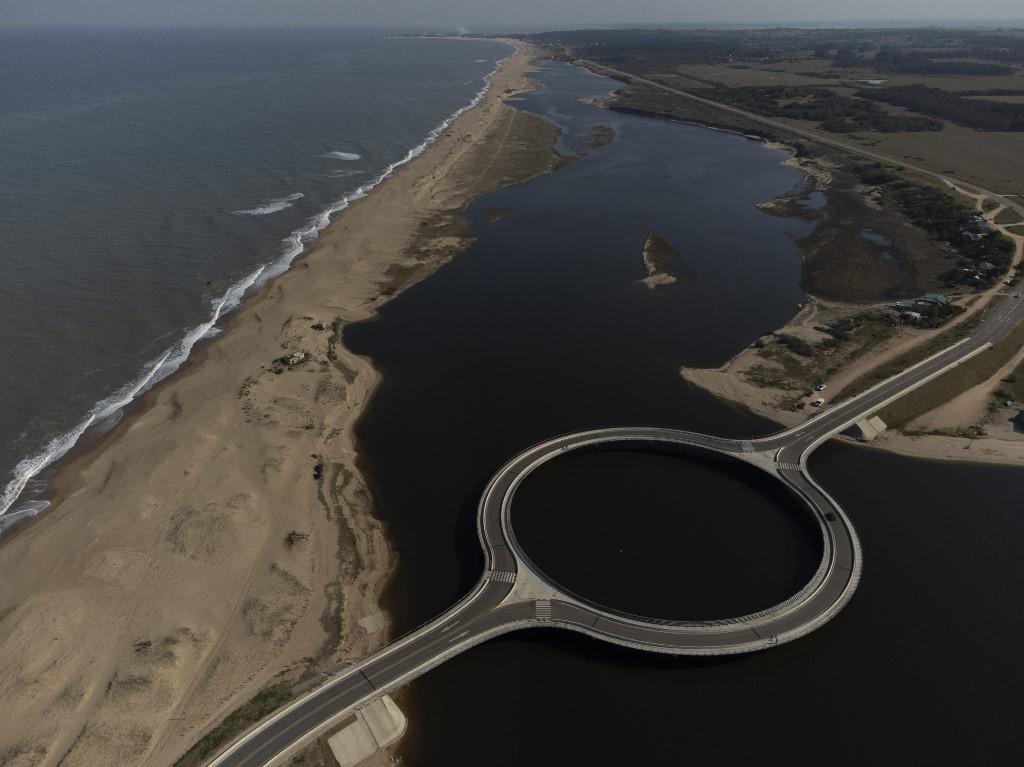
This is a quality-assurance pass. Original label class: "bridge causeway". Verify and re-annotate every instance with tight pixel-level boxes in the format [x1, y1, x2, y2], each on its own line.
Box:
[208, 287, 1024, 767]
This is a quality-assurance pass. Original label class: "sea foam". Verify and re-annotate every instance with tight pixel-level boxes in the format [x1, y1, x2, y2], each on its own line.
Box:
[327, 151, 361, 161]
[0, 42, 516, 523]
[233, 192, 304, 216]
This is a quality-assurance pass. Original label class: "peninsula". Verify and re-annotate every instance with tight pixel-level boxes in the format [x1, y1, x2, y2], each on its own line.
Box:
[0, 42, 564, 767]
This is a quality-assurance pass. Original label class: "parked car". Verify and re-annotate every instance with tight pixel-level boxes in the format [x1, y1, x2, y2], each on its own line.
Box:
[811, 399, 826, 408]
[814, 383, 828, 392]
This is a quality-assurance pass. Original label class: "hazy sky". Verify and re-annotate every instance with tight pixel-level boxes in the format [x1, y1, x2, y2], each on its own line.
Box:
[2, 0, 1023, 28]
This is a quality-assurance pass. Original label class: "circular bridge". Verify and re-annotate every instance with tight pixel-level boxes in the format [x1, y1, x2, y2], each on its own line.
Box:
[211, 424, 870, 766]
[208, 289, 1024, 767]
[478, 427, 862, 655]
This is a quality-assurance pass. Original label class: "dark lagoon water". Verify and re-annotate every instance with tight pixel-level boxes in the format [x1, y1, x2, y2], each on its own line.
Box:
[345, 61, 1024, 764]
[406, 446, 1024, 766]
[510, 445, 821, 621]
[346, 61, 813, 632]
[0, 28, 510, 524]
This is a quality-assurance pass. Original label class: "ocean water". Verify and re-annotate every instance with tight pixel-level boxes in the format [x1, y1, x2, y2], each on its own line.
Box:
[0, 27, 510, 525]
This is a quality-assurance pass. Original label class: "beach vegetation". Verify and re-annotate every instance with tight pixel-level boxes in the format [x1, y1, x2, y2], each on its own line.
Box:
[744, 364, 797, 390]
[838, 312, 984, 400]
[173, 682, 292, 767]
[284, 530, 309, 548]
[879, 320, 1024, 428]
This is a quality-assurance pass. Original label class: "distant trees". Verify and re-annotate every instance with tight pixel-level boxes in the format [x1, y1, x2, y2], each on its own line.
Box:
[858, 85, 1024, 132]
[867, 47, 1014, 76]
[709, 85, 942, 133]
[889, 185, 1015, 278]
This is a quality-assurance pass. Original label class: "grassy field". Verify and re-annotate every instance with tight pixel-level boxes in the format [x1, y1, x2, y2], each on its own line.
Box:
[995, 207, 1024, 225]
[1007, 356, 1024, 404]
[798, 168, 957, 301]
[537, 28, 1024, 194]
[877, 319, 1024, 428]
[837, 312, 984, 400]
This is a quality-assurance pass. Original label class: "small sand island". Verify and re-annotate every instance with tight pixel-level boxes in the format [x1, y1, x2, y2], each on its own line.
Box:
[639, 232, 683, 288]
[574, 123, 615, 154]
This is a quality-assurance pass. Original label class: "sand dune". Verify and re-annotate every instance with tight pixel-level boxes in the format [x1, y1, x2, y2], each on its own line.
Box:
[0, 41, 563, 767]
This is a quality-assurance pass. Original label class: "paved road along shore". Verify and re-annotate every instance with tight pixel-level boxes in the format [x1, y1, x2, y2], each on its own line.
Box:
[205, 273, 1024, 765]
[578, 59, 1024, 221]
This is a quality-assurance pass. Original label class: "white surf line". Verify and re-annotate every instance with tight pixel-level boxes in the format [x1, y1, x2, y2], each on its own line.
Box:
[0, 263, 265, 521]
[232, 192, 304, 216]
[0, 40, 518, 522]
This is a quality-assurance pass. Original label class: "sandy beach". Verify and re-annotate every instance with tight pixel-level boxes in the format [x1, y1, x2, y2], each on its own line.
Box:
[0, 40, 564, 767]
[682, 173, 1024, 466]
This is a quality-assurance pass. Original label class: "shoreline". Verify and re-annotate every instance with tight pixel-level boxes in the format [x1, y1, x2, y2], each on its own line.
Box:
[572, 58, 1024, 467]
[0, 37, 519, 527]
[0, 40, 566, 767]
[680, 205, 1024, 468]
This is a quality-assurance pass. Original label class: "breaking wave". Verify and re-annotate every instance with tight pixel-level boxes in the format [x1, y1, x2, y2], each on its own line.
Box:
[326, 151, 361, 161]
[0, 264, 266, 522]
[0, 41, 516, 523]
[233, 192, 304, 216]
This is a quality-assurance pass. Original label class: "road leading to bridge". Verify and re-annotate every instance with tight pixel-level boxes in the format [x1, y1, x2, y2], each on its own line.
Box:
[208, 285, 1024, 767]
[576, 59, 1024, 221]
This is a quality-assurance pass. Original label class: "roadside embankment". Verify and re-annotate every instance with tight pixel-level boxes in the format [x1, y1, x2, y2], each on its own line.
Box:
[681, 161, 1024, 465]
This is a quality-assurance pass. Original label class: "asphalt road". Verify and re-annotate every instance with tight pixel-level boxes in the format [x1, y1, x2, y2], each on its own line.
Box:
[204, 65, 1024, 765]
[208, 287, 1024, 767]
[576, 60, 1024, 221]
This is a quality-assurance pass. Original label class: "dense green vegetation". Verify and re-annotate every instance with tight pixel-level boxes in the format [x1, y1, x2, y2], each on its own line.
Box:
[859, 85, 1024, 131]
[888, 184, 1015, 280]
[837, 47, 1014, 76]
[958, 88, 1024, 97]
[710, 85, 942, 133]
[962, 34, 1024, 65]
[528, 27, 1024, 137]
[845, 163, 1015, 287]
[528, 27, 1024, 72]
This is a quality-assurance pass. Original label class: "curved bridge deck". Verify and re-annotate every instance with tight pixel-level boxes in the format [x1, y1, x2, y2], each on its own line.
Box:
[208, 288, 1024, 767]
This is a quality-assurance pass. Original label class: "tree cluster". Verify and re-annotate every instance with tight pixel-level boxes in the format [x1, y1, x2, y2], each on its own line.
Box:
[859, 85, 1024, 132]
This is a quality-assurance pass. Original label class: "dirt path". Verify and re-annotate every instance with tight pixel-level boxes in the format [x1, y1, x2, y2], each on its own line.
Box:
[678, 139, 1024, 461]
[580, 60, 1024, 221]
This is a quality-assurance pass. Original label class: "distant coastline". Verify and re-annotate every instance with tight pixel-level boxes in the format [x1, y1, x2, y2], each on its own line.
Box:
[0, 40, 517, 531]
[0, 39, 569, 767]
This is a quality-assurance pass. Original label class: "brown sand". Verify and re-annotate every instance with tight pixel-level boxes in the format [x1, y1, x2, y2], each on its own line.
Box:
[682, 174, 1024, 465]
[0, 41, 564, 767]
